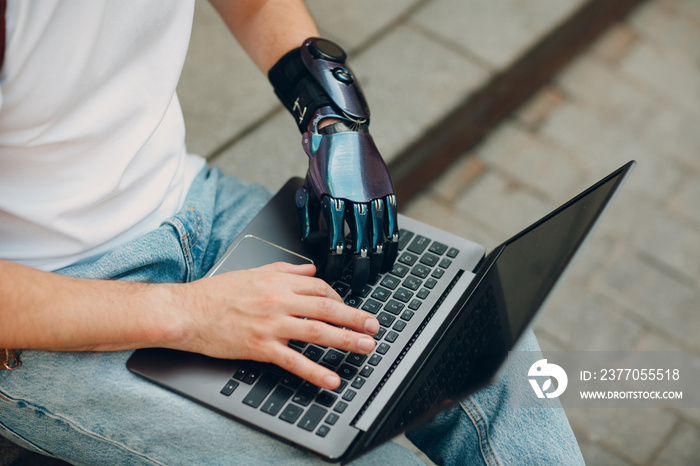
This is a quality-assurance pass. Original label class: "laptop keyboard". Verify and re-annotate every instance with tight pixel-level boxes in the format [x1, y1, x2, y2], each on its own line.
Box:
[218, 228, 461, 438]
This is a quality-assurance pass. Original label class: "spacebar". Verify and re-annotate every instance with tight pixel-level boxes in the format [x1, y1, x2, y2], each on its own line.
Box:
[243, 373, 280, 408]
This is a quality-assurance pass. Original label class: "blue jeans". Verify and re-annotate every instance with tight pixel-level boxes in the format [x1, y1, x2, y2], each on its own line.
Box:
[0, 166, 583, 465]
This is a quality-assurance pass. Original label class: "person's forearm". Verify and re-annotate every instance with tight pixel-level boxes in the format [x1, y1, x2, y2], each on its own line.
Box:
[0, 260, 183, 351]
[208, 0, 319, 73]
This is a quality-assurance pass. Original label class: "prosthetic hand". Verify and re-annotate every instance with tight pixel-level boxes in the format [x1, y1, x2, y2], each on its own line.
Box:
[269, 38, 399, 293]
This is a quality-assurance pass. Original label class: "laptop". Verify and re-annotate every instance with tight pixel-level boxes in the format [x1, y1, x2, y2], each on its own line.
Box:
[127, 161, 635, 462]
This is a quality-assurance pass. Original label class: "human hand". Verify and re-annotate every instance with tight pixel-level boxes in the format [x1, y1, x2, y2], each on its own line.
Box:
[178, 262, 379, 390]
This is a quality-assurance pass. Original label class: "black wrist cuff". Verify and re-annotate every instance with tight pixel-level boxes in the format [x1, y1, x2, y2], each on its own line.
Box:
[268, 47, 335, 133]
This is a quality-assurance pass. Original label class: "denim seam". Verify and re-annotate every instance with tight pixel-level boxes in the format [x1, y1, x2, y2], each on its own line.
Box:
[161, 213, 195, 283]
[0, 415, 58, 458]
[0, 390, 166, 465]
[459, 398, 502, 466]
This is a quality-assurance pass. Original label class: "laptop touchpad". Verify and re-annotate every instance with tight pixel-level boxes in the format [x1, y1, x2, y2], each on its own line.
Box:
[209, 235, 314, 276]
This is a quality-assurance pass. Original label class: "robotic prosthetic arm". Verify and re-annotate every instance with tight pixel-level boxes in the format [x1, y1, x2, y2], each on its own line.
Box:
[269, 38, 399, 293]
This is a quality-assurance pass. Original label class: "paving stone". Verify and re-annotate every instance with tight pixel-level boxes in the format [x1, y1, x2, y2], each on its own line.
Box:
[537, 285, 645, 351]
[179, 0, 280, 158]
[629, 0, 700, 62]
[540, 101, 685, 202]
[352, 25, 488, 164]
[629, 208, 700, 284]
[430, 154, 486, 204]
[555, 55, 657, 134]
[577, 439, 635, 466]
[515, 85, 566, 129]
[210, 112, 306, 192]
[651, 422, 700, 465]
[590, 23, 639, 65]
[475, 122, 589, 201]
[452, 171, 553, 240]
[619, 40, 700, 116]
[402, 193, 501, 251]
[305, 0, 420, 51]
[593, 253, 699, 350]
[635, 102, 700, 171]
[669, 179, 700, 231]
[412, 0, 584, 69]
[565, 407, 678, 464]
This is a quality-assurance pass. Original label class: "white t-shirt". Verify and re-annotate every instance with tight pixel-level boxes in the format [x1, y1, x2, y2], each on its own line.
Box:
[0, 0, 205, 271]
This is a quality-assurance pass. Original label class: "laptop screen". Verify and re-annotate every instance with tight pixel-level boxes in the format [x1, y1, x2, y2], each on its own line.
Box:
[488, 163, 633, 344]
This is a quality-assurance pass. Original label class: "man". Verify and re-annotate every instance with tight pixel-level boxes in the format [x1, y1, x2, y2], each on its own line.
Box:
[0, 1, 583, 464]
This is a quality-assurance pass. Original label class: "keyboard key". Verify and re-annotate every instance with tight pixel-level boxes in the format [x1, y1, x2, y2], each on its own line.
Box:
[282, 373, 303, 389]
[342, 390, 357, 401]
[344, 295, 362, 308]
[407, 235, 430, 255]
[233, 366, 260, 385]
[316, 425, 331, 437]
[334, 401, 348, 413]
[315, 391, 338, 407]
[429, 242, 448, 255]
[242, 373, 280, 408]
[398, 229, 414, 250]
[220, 380, 239, 396]
[333, 282, 350, 297]
[411, 264, 431, 279]
[357, 285, 372, 298]
[376, 342, 390, 354]
[298, 405, 327, 431]
[279, 404, 303, 424]
[322, 349, 345, 366]
[408, 299, 422, 310]
[402, 276, 422, 291]
[425, 278, 438, 289]
[337, 364, 358, 380]
[390, 263, 410, 278]
[439, 258, 452, 269]
[331, 380, 348, 394]
[360, 365, 374, 377]
[288, 339, 307, 349]
[373, 327, 387, 340]
[385, 331, 399, 343]
[393, 288, 414, 303]
[261, 386, 293, 416]
[401, 310, 415, 321]
[346, 353, 368, 367]
[325, 413, 340, 425]
[351, 377, 365, 389]
[393, 320, 407, 332]
[362, 299, 382, 314]
[419, 253, 439, 267]
[369, 354, 382, 366]
[417, 288, 430, 299]
[447, 247, 460, 258]
[371, 287, 391, 302]
[431, 268, 445, 279]
[398, 252, 418, 266]
[292, 390, 315, 406]
[384, 299, 404, 315]
[303, 346, 324, 362]
[377, 311, 396, 328]
[380, 275, 401, 290]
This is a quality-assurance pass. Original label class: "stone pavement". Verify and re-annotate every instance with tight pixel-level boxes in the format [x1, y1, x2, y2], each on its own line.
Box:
[2, 0, 699, 464]
[403, 0, 700, 464]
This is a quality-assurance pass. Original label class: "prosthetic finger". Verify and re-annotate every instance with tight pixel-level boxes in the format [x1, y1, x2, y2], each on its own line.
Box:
[369, 198, 386, 283]
[347, 202, 371, 294]
[321, 196, 346, 282]
[381, 194, 399, 272]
